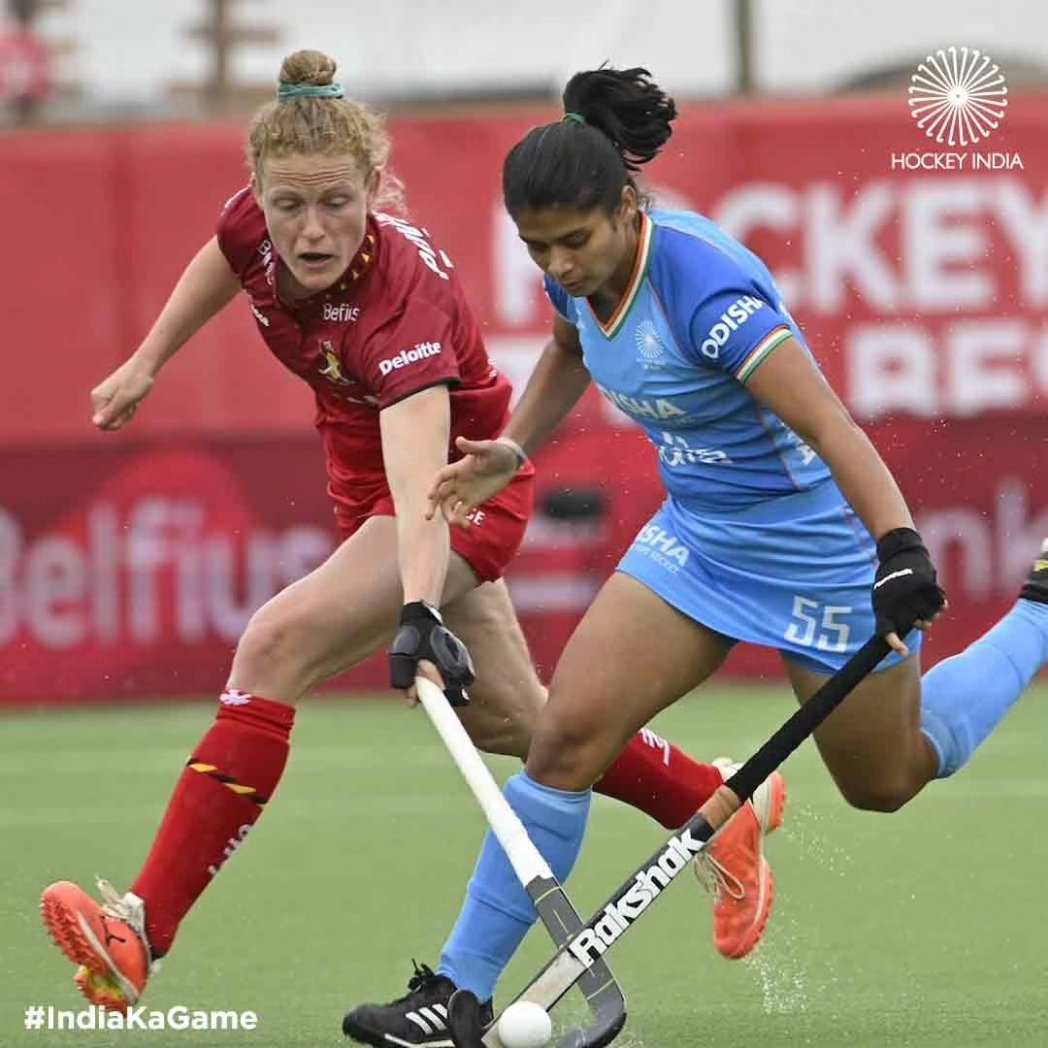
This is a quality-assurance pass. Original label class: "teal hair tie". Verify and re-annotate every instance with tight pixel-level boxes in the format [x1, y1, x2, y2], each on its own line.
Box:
[277, 81, 344, 102]
[562, 112, 586, 125]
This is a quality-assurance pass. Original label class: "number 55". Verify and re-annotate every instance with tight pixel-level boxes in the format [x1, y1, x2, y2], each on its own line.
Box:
[784, 597, 852, 653]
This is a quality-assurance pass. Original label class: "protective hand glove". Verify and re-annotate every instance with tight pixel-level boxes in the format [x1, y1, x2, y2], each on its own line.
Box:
[872, 528, 946, 641]
[389, 601, 475, 706]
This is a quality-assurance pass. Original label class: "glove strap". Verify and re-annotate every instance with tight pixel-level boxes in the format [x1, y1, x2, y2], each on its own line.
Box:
[876, 527, 925, 561]
[400, 600, 443, 627]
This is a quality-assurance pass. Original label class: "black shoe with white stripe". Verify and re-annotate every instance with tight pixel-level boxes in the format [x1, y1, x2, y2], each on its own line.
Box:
[342, 961, 493, 1047]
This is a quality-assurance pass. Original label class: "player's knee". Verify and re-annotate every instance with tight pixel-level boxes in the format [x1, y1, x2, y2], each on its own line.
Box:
[526, 708, 612, 791]
[837, 777, 915, 813]
[463, 710, 533, 759]
[235, 608, 314, 681]
[462, 676, 544, 758]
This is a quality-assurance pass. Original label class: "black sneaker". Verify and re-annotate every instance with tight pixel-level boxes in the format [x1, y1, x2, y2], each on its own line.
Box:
[342, 962, 493, 1047]
[1020, 540, 1048, 604]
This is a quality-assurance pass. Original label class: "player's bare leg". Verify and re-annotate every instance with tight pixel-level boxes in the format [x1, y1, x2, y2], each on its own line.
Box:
[227, 516, 475, 704]
[784, 656, 933, 811]
[786, 540, 1048, 811]
[525, 574, 785, 961]
[449, 576, 787, 957]
[434, 575, 779, 1008]
[40, 516, 482, 1011]
[442, 579, 543, 757]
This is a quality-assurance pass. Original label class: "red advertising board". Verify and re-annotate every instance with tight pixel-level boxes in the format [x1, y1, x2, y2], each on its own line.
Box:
[1, 94, 1046, 702]
[1, 418, 1044, 704]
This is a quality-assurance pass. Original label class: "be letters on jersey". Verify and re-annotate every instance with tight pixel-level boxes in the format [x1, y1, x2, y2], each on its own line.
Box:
[323, 303, 360, 323]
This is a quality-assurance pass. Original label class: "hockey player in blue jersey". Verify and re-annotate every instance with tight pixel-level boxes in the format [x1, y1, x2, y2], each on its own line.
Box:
[346, 66, 1048, 1042]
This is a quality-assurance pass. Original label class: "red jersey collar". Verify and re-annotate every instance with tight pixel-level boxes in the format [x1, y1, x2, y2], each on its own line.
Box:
[337, 217, 378, 291]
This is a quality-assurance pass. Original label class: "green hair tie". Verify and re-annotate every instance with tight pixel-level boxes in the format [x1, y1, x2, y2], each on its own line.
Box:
[277, 81, 344, 102]
[562, 112, 586, 125]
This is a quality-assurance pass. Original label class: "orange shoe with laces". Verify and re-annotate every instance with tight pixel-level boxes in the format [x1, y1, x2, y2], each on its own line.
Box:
[41, 879, 155, 1012]
[695, 759, 787, 960]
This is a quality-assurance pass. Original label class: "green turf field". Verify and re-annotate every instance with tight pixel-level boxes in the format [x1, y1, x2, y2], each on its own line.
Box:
[2, 686, 1045, 1047]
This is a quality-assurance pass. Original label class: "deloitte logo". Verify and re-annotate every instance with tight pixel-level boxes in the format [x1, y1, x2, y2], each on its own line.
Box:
[909, 46, 1007, 147]
[890, 47, 1022, 172]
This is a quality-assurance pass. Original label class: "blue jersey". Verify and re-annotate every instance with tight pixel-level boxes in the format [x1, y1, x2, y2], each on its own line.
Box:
[545, 208, 832, 513]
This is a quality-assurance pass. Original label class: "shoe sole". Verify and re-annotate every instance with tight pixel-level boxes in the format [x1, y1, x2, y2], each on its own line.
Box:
[343, 1013, 454, 1047]
[40, 883, 139, 1010]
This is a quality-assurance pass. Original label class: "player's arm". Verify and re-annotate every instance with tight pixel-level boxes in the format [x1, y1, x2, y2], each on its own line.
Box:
[502, 313, 591, 456]
[426, 315, 590, 522]
[382, 383, 475, 703]
[133, 237, 242, 375]
[744, 339, 913, 539]
[745, 338, 945, 652]
[92, 238, 241, 429]
[381, 384, 453, 607]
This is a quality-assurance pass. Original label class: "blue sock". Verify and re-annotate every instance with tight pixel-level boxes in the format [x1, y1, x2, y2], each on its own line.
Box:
[921, 599, 1048, 777]
[437, 771, 591, 1002]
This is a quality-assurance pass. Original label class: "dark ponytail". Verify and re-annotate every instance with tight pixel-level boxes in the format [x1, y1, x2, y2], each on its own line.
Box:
[503, 66, 676, 218]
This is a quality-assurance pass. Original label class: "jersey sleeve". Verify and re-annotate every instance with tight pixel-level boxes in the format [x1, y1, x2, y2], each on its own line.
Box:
[651, 228, 794, 382]
[359, 298, 462, 409]
[687, 287, 793, 381]
[215, 186, 259, 277]
[543, 275, 578, 325]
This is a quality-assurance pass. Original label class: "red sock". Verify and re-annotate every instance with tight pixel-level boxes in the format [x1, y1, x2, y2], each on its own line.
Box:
[594, 729, 724, 829]
[130, 692, 295, 956]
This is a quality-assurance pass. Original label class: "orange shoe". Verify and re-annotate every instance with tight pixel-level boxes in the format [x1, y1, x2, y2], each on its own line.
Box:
[41, 879, 155, 1012]
[694, 759, 787, 960]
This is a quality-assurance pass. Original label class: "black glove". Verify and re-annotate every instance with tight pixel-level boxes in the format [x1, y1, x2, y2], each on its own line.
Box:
[872, 528, 946, 639]
[389, 601, 475, 706]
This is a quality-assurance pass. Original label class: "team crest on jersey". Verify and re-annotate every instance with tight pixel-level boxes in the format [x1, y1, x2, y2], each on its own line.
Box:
[635, 320, 666, 366]
[318, 340, 352, 385]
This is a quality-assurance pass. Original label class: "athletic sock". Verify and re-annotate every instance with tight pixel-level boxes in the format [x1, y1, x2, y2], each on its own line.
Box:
[131, 691, 295, 955]
[921, 599, 1048, 777]
[438, 772, 590, 1002]
[594, 729, 724, 829]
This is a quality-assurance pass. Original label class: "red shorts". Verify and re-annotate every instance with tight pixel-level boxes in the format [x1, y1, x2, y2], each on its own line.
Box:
[333, 466, 535, 583]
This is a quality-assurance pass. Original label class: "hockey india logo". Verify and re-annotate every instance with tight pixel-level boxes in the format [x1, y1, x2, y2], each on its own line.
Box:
[909, 47, 1007, 147]
[635, 320, 665, 363]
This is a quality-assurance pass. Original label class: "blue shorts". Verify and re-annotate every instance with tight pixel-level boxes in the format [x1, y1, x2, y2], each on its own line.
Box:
[616, 480, 918, 675]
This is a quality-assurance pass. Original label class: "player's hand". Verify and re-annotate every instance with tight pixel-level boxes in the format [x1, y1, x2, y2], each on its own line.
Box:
[872, 527, 947, 656]
[91, 358, 155, 430]
[425, 436, 520, 525]
[389, 601, 475, 707]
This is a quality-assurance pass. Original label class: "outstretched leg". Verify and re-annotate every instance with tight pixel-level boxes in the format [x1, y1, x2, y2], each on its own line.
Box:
[785, 542, 1048, 811]
[435, 574, 731, 1009]
[40, 516, 477, 1010]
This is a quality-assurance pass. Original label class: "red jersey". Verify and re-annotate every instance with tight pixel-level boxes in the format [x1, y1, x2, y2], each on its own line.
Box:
[215, 188, 515, 522]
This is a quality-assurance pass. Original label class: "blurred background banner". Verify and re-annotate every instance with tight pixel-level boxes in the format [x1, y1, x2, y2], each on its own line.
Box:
[3, 93, 1046, 703]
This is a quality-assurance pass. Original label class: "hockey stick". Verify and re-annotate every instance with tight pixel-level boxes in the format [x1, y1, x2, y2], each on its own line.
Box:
[415, 677, 627, 1048]
[468, 633, 895, 1046]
